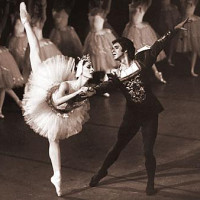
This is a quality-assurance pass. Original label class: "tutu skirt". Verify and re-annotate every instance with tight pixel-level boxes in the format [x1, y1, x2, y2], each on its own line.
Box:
[83, 29, 116, 72]
[8, 35, 28, 72]
[50, 26, 83, 58]
[158, 5, 181, 34]
[0, 46, 24, 89]
[23, 39, 62, 83]
[176, 16, 200, 56]
[123, 22, 166, 62]
[23, 55, 90, 141]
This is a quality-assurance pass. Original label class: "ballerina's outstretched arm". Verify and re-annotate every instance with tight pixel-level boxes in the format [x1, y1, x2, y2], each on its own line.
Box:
[20, 2, 41, 71]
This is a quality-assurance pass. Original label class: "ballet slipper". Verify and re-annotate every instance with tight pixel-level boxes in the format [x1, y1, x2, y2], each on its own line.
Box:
[102, 93, 110, 97]
[155, 72, 167, 84]
[167, 60, 175, 67]
[0, 113, 5, 119]
[191, 71, 198, 77]
[51, 175, 62, 197]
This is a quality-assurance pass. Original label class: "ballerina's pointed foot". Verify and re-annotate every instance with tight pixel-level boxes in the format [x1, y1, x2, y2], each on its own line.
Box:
[167, 60, 175, 67]
[191, 72, 198, 77]
[51, 176, 62, 197]
[155, 72, 167, 84]
[20, 2, 30, 24]
[0, 113, 5, 119]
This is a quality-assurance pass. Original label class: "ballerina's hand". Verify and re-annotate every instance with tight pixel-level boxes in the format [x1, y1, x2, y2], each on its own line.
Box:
[20, 2, 30, 25]
[79, 87, 89, 94]
[174, 18, 191, 31]
[79, 87, 96, 99]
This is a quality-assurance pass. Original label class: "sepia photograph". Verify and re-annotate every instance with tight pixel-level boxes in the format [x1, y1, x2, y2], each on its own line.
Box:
[0, 0, 200, 199]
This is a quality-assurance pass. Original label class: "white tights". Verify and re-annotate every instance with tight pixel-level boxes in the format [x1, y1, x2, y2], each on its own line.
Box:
[48, 139, 61, 178]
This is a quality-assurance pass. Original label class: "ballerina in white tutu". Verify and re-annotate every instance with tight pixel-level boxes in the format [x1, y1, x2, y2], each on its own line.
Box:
[20, 2, 94, 196]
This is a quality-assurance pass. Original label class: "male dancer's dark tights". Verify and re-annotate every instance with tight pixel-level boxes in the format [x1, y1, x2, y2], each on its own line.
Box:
[98, 111, 158, 186]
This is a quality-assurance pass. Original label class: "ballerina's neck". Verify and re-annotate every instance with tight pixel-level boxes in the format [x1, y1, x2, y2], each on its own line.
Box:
[130, 14, 144, 25]
[75, 75, 89, 89]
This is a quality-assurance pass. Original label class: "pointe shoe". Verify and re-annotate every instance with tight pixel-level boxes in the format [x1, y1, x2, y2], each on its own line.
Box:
[102, 93, 110, 97]
[191, 72, 198, 77]
[20, 2, 30, 25]
[167, 60, 175, 67]
[155, 72, 167, 84]
[51, 176, 62, 197]
[0, 113, 5, 119]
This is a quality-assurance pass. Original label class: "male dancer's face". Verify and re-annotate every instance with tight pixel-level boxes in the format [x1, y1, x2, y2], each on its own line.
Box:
[111, 42, 124, 61]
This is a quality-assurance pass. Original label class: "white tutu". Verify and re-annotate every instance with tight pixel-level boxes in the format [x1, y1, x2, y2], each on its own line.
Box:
[23, 55, 90, 141]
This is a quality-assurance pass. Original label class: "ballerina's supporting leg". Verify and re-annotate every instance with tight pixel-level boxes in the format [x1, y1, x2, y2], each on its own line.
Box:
[48, 139, 62, 196]
[5, 89, 22, 107]
[0, 89, 5, 118]
[190, 52, 198, 77]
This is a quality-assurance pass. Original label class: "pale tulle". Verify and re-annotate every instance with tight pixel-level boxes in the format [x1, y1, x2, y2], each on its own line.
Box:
[8, 35, 28, 72]
[50, 26, 83, 58]
[123, 22, 166, 62]
[84, 29, 117, 72]
[23, 55, 90, 141]
[158, 4, 181, 34]
[0, 46, 24, 88]
[176, 17, 200, 56]
[23, 39, 62, 83]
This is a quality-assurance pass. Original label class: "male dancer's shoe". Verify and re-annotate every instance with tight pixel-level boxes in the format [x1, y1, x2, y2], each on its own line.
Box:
[89, 170, 108, 187]
[145, 183, 157, 196]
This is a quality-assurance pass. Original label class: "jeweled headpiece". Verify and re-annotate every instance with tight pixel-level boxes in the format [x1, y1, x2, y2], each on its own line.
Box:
[76, 54, 92, 78]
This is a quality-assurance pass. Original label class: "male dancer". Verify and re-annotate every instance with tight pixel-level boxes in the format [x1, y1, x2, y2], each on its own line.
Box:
[85, 19, 189, 195]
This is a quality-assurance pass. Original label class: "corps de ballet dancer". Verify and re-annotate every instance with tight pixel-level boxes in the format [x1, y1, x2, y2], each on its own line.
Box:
[157, 0, 181, 66]
[176, 0, 200, 77]
[0, 0, 24, 119]
[123, 0, 167, 83]
[49, 0, 83, 58]
[20, 2, 94, 196]
[88, 0, 118, 37]
[8, 10, 28, 73]
[84, 5, 117, 97]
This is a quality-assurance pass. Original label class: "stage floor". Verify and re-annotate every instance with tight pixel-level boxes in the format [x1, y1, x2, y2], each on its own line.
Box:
[0, 58, 200, 200]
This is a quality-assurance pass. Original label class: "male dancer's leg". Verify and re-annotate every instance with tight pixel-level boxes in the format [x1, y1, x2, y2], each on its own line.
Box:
[90, 109, 141, 187]
[141, 114, 158, 195]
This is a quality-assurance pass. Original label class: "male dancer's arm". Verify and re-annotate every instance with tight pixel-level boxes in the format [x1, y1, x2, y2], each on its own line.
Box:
[136, 18, 189, 68]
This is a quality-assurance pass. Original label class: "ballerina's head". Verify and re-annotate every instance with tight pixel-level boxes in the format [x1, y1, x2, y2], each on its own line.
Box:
[129, 0, 152, 15]
[76, 55, 94, 79]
